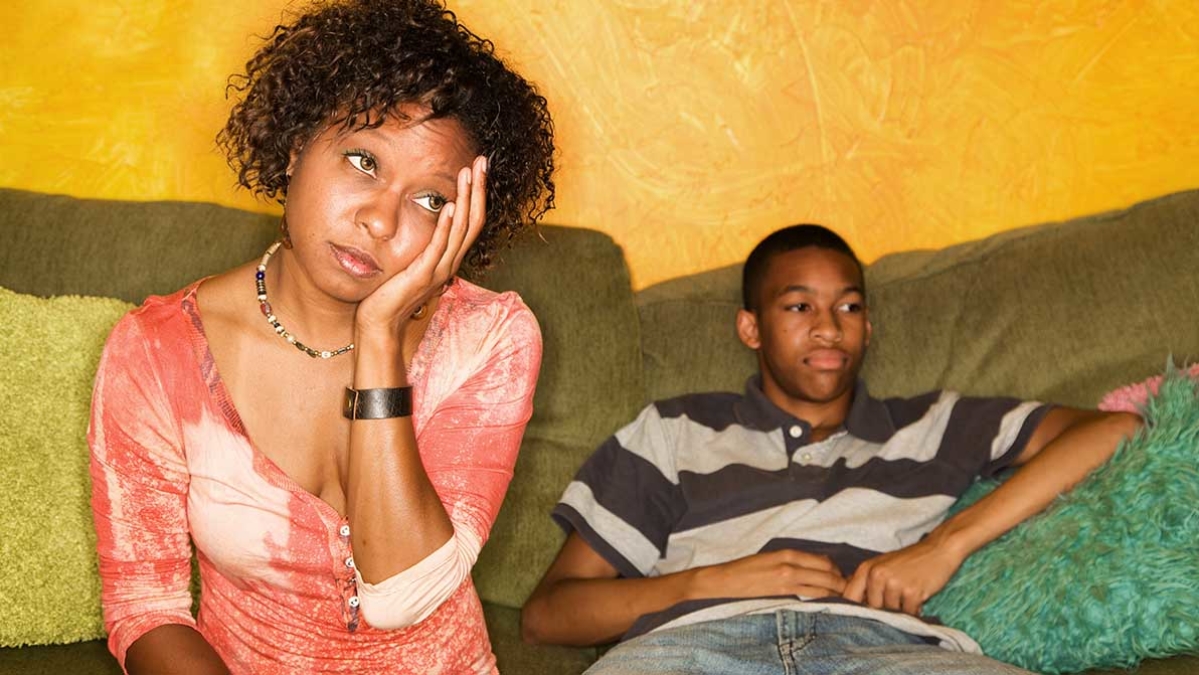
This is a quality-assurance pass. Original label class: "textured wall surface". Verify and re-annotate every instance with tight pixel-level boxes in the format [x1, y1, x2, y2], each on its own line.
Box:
[2, 1, 1197, 288]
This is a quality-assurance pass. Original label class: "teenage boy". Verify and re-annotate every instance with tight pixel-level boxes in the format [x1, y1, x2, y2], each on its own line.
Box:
[521, 225, 1140, 674]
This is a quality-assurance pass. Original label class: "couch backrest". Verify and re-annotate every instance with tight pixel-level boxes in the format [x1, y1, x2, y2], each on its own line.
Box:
[472, 227, 645, 607]
[6, 186, 1198, 623]
[636, 189, 1199, 408]
[0, 188, 645, 612]
[0, 189, 279, 303]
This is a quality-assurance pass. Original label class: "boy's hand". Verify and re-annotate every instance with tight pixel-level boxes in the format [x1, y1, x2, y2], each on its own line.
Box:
[842, 537, 965, 616]
[690, 550, 848, 601]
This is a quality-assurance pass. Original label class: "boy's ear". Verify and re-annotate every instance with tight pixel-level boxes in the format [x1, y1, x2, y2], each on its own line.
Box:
[865, 317, 873, 348]
[736, 309, 761, 350]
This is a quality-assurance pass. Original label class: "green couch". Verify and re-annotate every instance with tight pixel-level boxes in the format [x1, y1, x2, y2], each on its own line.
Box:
[1, 186, 1197, 674]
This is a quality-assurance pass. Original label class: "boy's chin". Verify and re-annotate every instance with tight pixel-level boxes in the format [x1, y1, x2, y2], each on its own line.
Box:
[788, 380, 854, 405]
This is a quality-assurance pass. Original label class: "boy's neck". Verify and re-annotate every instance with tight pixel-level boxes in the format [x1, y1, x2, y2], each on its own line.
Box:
[762, 382, 855, 443]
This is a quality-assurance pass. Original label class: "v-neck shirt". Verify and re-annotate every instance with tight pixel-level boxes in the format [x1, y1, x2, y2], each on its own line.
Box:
[90, 278, 541, 674]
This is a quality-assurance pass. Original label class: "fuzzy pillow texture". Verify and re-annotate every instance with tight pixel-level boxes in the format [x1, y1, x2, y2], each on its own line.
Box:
[0, 286, 134, 646]
[924, 368, 1199, 673]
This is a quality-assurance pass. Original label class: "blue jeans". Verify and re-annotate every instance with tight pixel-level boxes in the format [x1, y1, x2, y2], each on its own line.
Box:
[584, 611, 1034, 675]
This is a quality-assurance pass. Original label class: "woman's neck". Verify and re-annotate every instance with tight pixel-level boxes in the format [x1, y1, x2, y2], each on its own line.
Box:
[266, 249, 358, 348]
[265, 248, 440, 367]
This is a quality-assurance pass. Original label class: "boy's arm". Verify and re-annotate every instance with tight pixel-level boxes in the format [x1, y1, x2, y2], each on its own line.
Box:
[521, 532, 847, 647]
[843, 407, 1141, 616]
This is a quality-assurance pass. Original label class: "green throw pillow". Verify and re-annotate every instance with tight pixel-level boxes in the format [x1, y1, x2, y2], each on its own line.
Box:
[0, 286, 134, 646]
[925, 369, 1199, 673]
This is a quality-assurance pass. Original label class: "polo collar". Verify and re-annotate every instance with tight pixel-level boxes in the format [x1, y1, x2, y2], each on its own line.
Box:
[738, 375, 896, 443]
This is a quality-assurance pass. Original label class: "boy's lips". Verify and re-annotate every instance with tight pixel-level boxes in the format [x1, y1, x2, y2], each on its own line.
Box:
[804, 349, 848, 370]
[330, 243, 381, 279]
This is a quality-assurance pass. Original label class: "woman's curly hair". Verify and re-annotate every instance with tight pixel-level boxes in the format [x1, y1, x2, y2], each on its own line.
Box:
[217, 0, 555, 273]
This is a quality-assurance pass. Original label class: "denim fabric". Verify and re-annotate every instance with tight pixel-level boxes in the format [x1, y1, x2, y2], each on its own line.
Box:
[584, 611, 1033, 675]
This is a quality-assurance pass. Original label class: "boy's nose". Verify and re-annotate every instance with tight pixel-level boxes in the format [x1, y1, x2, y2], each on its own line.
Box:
[810, 312, 843, 342]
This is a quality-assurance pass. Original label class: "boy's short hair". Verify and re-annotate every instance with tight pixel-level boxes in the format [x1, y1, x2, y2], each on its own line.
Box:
[742, 224, 864, 310]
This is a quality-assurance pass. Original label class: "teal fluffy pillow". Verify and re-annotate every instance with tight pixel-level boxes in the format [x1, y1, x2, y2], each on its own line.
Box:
[0, 286, 134, 646]
[925, 370, 1199, 673]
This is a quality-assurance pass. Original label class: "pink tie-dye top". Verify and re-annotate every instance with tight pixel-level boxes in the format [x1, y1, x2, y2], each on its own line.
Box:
[88, 278, 541, 674]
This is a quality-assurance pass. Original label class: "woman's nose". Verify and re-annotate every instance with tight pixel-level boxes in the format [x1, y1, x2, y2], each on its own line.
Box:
[357, 191, 401, 240]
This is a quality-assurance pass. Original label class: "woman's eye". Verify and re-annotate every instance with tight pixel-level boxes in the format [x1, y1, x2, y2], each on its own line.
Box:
[413, 194, 448, 214]
[345, 152, 377, 177]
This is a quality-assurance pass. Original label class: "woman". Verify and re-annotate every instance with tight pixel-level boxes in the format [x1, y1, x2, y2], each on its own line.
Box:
[88, 1, 555, 673]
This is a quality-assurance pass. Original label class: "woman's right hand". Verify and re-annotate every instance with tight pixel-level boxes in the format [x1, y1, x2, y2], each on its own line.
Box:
[353, 155, 488, 343]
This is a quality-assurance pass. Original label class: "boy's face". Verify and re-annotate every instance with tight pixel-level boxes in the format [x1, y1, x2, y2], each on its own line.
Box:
[737, 246, 871, 412]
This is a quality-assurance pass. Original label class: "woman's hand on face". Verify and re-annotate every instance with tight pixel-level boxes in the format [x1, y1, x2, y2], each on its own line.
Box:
[355, 155, 487, 338]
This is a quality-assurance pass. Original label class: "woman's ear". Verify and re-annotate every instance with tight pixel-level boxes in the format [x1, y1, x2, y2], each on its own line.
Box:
[286, 140, 308, 180]
[736, 309, 761, 350]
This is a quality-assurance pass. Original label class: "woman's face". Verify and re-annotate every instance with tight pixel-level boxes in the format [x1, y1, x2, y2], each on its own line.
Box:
[282, 107, 477, 304]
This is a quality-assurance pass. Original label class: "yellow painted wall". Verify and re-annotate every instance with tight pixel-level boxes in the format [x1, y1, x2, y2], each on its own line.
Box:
[3, 1, 1197, 288]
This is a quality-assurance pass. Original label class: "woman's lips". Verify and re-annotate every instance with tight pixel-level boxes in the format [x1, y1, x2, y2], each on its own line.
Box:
[330, 243, 381, 279]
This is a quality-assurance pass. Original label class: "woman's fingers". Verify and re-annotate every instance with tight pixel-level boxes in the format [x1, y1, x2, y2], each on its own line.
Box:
[357, 156, 485, 326]
[405, 155, 486, 288]
[412, 199, 456, 289]
[429, 166, 466, 279]
[450, 155, 488, 274]
[409, 166, 466, 288]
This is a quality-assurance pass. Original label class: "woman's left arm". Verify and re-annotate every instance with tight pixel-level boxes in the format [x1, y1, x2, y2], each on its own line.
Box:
[348, 300, 541, 629]
[342, 155, 542, 628]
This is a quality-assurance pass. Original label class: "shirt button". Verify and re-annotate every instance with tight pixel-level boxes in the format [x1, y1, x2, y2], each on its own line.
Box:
[788, 425, 804, 439]
[339, 524, 351, 537]
[345, 556, 355, 569]
[800, 452, 813, 463]
[348, 595, 360, 608]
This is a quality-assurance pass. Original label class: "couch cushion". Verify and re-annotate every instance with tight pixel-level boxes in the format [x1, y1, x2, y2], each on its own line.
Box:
[0, 639, 121, 674]
[864, 189, 1199, 405]
[925, 370, 1199, 673]
[0, 188, 277, 304]
[474, 437, 607, 608]
[636, 265, 752, 403]
[483, 601, 596, 674]
[475, 226, 645, 607]
[0, 287, 133, 647]
[482, 225, 645, 450]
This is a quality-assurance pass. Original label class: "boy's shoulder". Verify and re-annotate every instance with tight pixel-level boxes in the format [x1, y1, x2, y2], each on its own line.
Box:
[646, 390, 750, 433]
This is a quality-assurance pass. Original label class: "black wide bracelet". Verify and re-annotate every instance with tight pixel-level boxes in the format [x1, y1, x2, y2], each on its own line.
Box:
[343, 386, 413, 420]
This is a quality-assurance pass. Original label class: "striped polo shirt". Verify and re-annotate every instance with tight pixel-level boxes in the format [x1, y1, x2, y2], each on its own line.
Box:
[552, 377, 1051, 650]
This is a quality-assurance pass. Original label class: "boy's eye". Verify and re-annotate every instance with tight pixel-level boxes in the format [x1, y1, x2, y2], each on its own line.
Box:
[345, 152, 377, 177]
[838, 302, 864, 313]
[787, 303, 812, 312]
[413, 194, 449, 214]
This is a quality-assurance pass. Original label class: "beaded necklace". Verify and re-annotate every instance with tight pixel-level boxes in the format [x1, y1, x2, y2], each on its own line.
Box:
[255, 241, 355, 359]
